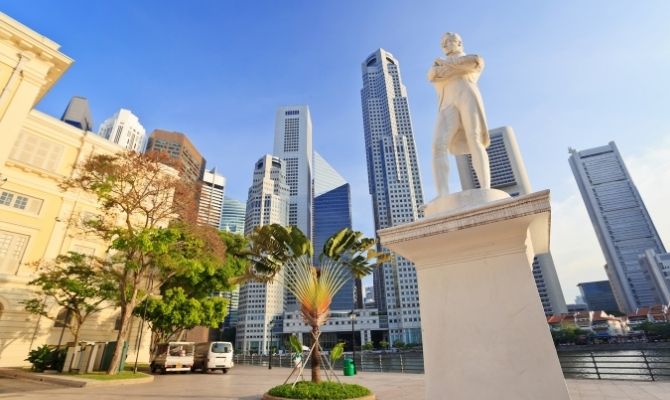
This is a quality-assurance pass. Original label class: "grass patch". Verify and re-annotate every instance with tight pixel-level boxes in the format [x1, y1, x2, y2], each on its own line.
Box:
[268, 381, 371, 399]
[65, 371, 151, 381]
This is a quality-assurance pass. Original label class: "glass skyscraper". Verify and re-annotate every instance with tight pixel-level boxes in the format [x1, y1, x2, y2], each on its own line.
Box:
[220, 196, 246, 234]
[312, 152, 355, 311]
[569, 142, 667, 312]
[360, 49, 424, 344]
[577, 280, 621, 313]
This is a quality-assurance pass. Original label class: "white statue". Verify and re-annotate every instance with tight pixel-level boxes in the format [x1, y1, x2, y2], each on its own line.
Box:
[429, 32, 490, 196]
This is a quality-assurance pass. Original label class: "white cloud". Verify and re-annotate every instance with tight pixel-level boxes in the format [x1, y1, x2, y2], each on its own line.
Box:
[551, 137, 670, 303]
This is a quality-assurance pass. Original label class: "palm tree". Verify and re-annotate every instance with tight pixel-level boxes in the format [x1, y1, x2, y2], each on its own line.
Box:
[236, 224, 388, 383]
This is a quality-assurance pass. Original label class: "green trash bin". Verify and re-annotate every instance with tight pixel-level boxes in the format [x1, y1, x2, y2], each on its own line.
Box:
[99, 341, 129, 372]
[343, 358, 355, 376]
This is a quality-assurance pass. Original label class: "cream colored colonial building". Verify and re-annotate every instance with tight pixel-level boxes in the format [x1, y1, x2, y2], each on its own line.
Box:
[0, 13, 151, 367]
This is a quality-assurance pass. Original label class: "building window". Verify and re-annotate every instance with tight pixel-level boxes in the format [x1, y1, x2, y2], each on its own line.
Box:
[0, 190, 43, 214]
[0, 230, 29, 274]
[54, 308, 72, 328]
[10, 132, 65, 173]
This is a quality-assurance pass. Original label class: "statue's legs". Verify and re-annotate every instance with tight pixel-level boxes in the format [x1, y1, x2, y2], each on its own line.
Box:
[432, 107, 459, 197]
[460, 109, 490, 189]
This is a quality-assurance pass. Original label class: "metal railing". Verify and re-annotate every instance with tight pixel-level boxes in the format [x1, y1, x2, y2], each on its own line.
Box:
[558, 350, 670, 381]
[235, 349, 670, 381]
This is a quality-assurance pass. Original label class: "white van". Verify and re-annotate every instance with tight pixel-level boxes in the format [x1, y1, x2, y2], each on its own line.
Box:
[192, 341, 234, 373]
[150, 342, 195, 374]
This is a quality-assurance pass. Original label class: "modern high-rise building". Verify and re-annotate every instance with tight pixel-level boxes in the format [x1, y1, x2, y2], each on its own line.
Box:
[577, 280, 621, 313]
[146, 129, 206, 183]
[638, 250, 670, 305]
[197, 168, 226, 229]
[569, 142, 667, 312]
[313, 151, 355, 311]
[361, 49, 425, 344]
[61, 96, 93, 131]
[236, 155, 289, 353]
[97, 108, 146, 153]
[457, 126, 568, 315]
[272, 105, 313, 239]
[220, 197, 246, 234]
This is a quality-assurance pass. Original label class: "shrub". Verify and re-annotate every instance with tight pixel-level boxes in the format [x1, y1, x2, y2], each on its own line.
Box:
[268, 381, 371, 399]
[26, 345, 66, 372]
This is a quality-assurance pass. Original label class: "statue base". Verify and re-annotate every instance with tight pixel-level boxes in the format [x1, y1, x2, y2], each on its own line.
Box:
[379, 190, 570, 400]
[423, 188, 510, 216]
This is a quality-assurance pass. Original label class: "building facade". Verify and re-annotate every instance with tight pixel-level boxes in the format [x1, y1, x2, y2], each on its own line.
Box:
[146, 129, 206, 183]
[456, 126, 568, 315]
[313, 151, 355, 311]
[569, 142, 667, 312]
[360, 49, 425, 344]
[197, 168, 226, 229]
[0, 13, 150, 366]
[577, 280, 621, 314]
[220, 197, 246, 234]
[61, 96, 93, 132]
[97, 108, 146, 153]
[236, 155, 290, 354]
[272, 105, 313, 239]
[638, 250, 670, 305]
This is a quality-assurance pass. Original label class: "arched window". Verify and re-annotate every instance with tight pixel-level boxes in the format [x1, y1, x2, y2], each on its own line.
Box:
[54, 308, 71, 327]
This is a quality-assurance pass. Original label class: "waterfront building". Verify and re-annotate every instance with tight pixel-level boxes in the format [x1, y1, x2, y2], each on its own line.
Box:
[313, 152, 355, 310]
[236, 155, 289, 354]
[578, 280, 621, 314]
[273, 105, 313, 238]
[97, 108, 146, 153]
[457, 126, 568, 315]
[146, 129, 206, 182]
[60, 96, 93, 131]
[0, 13, 151, 366]
[220, 197, 246, 234]
[567, 303, 589, 313]
[638, 250, 670, 305]
[197, 168, 226, 229]
[360, 49, 425, 344]
[569, 142, 668, 312]
[548, 312, 627, 337]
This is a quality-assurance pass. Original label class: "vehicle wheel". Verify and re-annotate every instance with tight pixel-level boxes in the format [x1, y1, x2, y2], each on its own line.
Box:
[150, 364, 156, 374]
[160, 367, 167, 375]
[222, 369, 229, 374]
[201, 367, 208, 374]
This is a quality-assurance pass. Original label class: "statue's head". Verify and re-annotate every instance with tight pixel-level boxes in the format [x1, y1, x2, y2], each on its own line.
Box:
[441, 32, 463, 55]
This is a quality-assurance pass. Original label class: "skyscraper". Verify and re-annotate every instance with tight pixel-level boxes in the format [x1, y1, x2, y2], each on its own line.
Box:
[61, 96, 93, 131]
[638, 250, 670, 306]
[313, 151, 355, 310]
[220, 197, 246, 234]
[236, 155, 289, 353]
[273, 105, 313, 239]
[146, 129, 206, 183]
[456, 126, 568, 315]
[577, 280, 621, 313]
[361, 49, 425, 344]
[97, 108, 146, 153]
[197, 168, 226, 229]
[569, 142, 667, 312]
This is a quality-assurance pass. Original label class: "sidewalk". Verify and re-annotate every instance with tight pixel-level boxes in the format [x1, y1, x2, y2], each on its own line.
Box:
[2, 365, 670, 399]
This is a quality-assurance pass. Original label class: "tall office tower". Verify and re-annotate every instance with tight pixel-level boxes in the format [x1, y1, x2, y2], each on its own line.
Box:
[457, 126, 568, 315]
[97, 108, 146, 153]
[569, 142, 667, 312]
[361, 49, 425, 344]
[197, 168, 226, 228]
[638, 250, 670, 305]
[236, 155, 289, 353]
[146, 129, 206, 183]
[313, 151, 356, 310]
[61, 96, 93, 131]
[220, 197, 246, 234]
[272, 105, 313, 238]
[577, 280, 621, 313]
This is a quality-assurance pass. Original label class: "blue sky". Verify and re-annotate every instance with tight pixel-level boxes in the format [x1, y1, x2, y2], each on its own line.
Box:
[4, 1, 670, 302]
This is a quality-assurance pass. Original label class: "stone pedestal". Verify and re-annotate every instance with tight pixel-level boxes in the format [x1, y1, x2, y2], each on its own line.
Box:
[378, 190, 570, 400]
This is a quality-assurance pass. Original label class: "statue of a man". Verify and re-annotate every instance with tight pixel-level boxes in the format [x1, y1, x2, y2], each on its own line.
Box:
[428, 32, 490, 196]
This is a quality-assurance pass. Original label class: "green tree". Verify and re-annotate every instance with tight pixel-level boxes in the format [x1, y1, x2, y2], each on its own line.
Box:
[379, 340, 389, 350]
[361, 342, 374, 351]
[236, 225, 386, 383]
[62, 151, 205, 374]
[393, 340, 405, 349]
[23, 252, 116, 369]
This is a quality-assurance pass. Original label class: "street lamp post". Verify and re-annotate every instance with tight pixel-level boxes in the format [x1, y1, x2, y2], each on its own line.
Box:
[349, 310, 357, 374]
[268, 319, 274, 370]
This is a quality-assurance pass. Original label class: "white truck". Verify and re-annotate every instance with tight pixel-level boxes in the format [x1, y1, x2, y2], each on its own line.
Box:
[150, 342, 195, 374]
[192, 341, 234, 373]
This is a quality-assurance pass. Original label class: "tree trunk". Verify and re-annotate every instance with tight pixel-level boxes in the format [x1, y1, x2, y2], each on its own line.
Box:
[106, 302, 134, 374]
[311, 325, 321, 383]
[68, 327, 81, 372]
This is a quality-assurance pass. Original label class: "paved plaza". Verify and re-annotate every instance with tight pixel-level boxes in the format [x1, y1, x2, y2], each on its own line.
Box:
[2, 365, 670, 399]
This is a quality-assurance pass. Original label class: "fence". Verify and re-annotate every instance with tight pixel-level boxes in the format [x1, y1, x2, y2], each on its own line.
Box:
[234, 349, 670, 381]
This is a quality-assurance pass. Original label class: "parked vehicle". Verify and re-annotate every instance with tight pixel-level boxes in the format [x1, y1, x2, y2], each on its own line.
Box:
[192, 341, 234, 373]
[150, 342, 195, 374]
